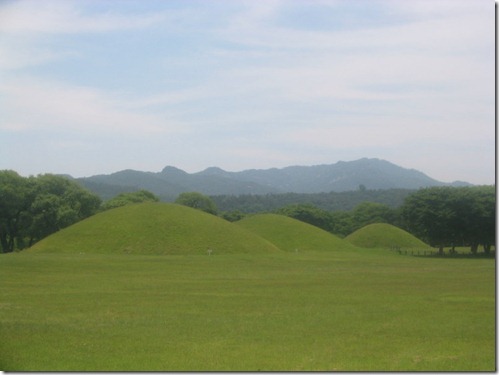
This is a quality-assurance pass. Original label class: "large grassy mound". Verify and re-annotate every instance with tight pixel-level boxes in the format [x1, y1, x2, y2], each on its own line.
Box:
[236, 213, 355, 252]
[345, 223, 430, 249]
[29, 203, 280, 255]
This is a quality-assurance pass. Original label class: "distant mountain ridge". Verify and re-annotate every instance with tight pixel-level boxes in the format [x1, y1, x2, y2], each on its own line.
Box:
[76, 158, 471, 201]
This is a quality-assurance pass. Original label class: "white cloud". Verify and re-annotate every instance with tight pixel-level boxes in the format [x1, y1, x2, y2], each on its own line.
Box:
[0, 77, 188, 136]
[0, 0, 164, 34]
[0, 37, 77, 70]
[0, 0, 493, 183]
[0, 0, 167, 71]
[226, 0, 284, 31]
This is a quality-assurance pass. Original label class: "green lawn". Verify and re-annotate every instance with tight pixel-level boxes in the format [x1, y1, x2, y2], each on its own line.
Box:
[345, 223, 431, 249]
[0, 250, 495, 371]
[28, 203, 281, 255]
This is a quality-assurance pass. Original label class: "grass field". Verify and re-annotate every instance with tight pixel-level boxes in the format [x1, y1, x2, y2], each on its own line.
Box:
[0, 249, 495, 371]
[345, 223, 431, 250]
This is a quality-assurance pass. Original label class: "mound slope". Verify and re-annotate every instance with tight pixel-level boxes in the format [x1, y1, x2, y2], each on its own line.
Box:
[29, 203, 280, 255]
[345, 223, 430, 249]
[236, 213, 355, 252]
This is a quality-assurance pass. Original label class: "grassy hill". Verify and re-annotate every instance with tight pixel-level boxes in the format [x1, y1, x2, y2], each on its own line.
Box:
[345, 223, 430, 249]
[2, 213, 494, 371]
[28, 203, 281, 255]
[236, 213, 355, 252]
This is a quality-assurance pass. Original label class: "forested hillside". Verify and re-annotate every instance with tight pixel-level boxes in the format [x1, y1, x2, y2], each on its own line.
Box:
[0, 167, 493, 255]
[211, 188, 414, 213]
[76, 158, 471, 200]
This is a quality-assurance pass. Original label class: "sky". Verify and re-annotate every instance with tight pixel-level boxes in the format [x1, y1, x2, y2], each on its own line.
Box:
[0, 0, 495, 184]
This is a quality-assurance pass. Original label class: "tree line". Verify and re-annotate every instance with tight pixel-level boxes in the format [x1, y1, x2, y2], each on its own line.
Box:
[177, 188, 495, 255]
[401, 186, 495, 254]
[211, 188, 414, 213]
[277, 186, 494, 254]
[0, 171, 159, 253]
[0, 171, 101, 252]
[0, 169, 495, 255]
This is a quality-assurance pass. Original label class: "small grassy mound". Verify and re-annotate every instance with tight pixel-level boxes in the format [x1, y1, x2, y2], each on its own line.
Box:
[236, 213, 355, 252]
[345, 223, 430, 249]
[29, 203, 280, 255]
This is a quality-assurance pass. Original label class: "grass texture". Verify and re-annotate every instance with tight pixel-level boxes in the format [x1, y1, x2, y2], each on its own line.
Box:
[1, 205, 494, 371]
[28, 203, 280, 255]
[236, 213, 355, 253]
[345, 223, 431, 249]
[0, 251, 494, 371]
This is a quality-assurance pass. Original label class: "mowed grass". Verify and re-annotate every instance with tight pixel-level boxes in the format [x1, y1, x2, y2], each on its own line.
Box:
[0, 250, 495, 371]
[237, 213, 355, 253]
[29, 203, 280, 255]
[345, 223, 431, 250]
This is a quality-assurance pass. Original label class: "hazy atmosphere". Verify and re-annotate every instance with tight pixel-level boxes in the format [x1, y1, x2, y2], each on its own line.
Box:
[0, 0, 494, 184]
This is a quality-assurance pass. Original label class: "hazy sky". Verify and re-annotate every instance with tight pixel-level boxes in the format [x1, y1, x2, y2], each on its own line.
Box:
[0, 0, 494, 184]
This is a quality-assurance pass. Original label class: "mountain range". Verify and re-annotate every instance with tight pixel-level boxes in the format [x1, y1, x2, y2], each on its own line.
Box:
[75, 158, 471, 201]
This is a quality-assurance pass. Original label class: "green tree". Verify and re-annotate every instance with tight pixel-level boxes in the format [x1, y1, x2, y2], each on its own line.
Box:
[350, 202, 396, 232]
[25, 174, 102, 247]
[175, 192, 218, 215]
[220, 210, 246, 222]
[401, 186, 495, 254]
[0, 172, 101, 252]
[473, 186, 495, 253]
[275, 204, 334, 232]
[102, 190, 159, 210]
[451, 186, 495, 253]
[0, 171, 34, 252]
[401, 187, 456, 254]
[328, 210, 353, 237]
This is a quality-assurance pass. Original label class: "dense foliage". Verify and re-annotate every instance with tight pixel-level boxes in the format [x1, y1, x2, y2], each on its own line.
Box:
[175, 192, 218, 215]
[0, 171, 101, 252]
[272, 202, 398, 238]
[400, 186, 495, 254]
[211, 188, 414, 213]
[275, 204, 335, 233]
[101, 190, 159, 210]
[0, 168, 494, 256]
[265, 186, 495, 253]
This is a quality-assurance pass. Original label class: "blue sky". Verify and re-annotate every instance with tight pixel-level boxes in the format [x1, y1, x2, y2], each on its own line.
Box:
[0, 0, 494, 184]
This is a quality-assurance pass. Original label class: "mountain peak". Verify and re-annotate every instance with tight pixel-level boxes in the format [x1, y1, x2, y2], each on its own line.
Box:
[160, 166, 187, 176]
[197, 167, 228, 176]
[76, 158, 474, 200]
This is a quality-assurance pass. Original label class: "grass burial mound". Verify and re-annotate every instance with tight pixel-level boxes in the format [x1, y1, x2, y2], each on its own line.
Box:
[236, 213, 355, 253]
[3, 212, 495, 371]
[345, 223, 431, 250]
[29, 202, 280, 255]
